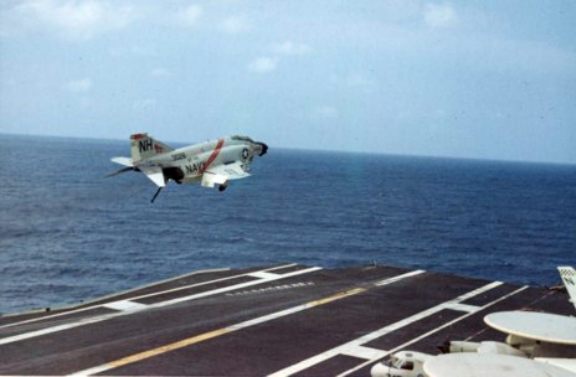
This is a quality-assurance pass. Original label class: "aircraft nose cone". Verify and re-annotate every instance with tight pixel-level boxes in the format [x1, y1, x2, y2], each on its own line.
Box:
[257, 142, 268, 156]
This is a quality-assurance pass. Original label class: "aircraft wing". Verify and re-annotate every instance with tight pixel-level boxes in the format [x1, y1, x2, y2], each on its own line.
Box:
[202, 162, 250, 188]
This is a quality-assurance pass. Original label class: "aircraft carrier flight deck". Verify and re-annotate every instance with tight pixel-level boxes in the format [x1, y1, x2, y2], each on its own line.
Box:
[0, 263, 572, 376]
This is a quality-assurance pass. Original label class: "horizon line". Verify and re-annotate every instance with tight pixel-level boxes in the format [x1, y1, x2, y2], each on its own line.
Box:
[1, 130, 575, 167]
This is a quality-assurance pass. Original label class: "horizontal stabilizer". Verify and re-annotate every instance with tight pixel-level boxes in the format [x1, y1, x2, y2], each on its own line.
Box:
[111, 156, 133, 167]
[106, 166, 135, 177]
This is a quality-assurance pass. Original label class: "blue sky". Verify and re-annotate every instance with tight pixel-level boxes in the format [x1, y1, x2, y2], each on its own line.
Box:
[1, 0, 575, 163]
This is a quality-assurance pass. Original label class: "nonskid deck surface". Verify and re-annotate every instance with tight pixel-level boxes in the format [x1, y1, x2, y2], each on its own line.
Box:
[0, 264, 572, 376]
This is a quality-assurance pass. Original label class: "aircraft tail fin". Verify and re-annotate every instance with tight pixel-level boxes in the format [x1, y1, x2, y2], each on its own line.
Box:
[558, 266, 576, 311]
[130, 133, 174, 162]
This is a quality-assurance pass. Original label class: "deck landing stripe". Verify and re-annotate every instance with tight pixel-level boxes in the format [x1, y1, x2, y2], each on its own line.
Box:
[0, 264, 297, 331]
[340, 345, 389, 360]
[67, 270, 423, 376]
[0, 266, 321, 346]
[267, 281, 505, 377]
[248, 271, 282, 279]
[336, 285, 529, 377]
[102, 301, 148, 312]
[375, 270, 425, 286]
[444, 302, 481, 313]
[67, 288, 367, 376]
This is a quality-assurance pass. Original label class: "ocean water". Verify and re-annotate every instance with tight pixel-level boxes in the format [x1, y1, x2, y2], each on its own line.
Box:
[0, 134, 575, 314]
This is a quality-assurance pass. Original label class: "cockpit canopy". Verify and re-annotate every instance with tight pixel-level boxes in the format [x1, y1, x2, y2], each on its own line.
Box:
[231, 135, 255, 143]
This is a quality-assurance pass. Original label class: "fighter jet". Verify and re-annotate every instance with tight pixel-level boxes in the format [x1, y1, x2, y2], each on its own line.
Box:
[108, 133, 268, 202]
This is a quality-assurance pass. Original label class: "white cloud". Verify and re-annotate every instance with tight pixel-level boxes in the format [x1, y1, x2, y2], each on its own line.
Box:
[248, 57, 277, 73]
[245, 41, 312, 75]
[150, 68, 172, 78]
[273, 41, 312, 56]
[11, 0, 137, 39]
[313, 106, 339, 119]
[65, 78, 92, 93]
[219, 15, 250, 34]
[177, 4, 203, 27]
[424, 3, 458, 28]
[246, 41, 312, 75]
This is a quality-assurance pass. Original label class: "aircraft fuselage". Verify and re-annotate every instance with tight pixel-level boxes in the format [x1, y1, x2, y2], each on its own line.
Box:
[138, 137, 263, 184]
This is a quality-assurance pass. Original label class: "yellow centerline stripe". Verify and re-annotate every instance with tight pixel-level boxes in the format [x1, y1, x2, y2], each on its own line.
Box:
[308, 288, 366, 307]
[110, 328, 231, 369]
[76, 287, 368, 375]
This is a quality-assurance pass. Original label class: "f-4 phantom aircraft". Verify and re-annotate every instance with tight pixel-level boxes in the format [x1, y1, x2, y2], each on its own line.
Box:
[108, 133, 268, 202]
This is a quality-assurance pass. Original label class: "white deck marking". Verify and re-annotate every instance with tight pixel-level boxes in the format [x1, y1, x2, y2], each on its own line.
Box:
[155, 267, 322, 307]
[80, 268, 233, 304]
[340, 345, 388, 360]
[267, 281, 506, 377]
[451, 281, 502, 301]
[67, 269, 423, 377]
[226, 282, 315, 297]
[102, 300, 148, 312]
[248, 271, 282, 279]
[444, 302, 480, 313]
[0, 263, 297, 331]
[375, 270, 425, 286]
[336, 286, 529, 377]
[0, 266, 320, 346]
[67, 287, 367, 377]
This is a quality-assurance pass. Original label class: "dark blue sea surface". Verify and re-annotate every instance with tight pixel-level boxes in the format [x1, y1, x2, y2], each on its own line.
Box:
[1, 134, 575, 314]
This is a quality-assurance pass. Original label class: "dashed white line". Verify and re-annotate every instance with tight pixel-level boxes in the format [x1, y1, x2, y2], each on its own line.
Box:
[67, 269, 424, 377]
[226, 282, 315, 297]
[155, 267, 322, 307]
[0, 263, 297, 331]
[0, 266, 321, 346]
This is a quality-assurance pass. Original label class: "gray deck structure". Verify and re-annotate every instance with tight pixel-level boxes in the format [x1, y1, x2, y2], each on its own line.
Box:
[0, 264, 572, 376]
